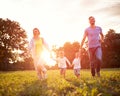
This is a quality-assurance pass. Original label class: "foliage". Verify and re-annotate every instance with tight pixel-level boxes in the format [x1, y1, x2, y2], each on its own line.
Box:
[63, 42, 75, 63]
[80, 48, 90, 69]
[0, 18, 33, 71]
[0, 69, 120, 96]
[102, 29, 120, 68]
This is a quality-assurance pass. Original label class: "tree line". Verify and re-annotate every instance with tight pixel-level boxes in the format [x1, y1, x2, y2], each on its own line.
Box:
[0, 18, 120, 71]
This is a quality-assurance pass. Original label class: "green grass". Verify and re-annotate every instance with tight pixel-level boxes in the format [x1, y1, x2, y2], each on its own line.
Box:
[0, 69, 120, 96]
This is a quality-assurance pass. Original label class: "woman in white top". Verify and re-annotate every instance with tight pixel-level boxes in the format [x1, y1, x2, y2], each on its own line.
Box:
[72, 52, 81, 78]
[29, 28, 49, 80]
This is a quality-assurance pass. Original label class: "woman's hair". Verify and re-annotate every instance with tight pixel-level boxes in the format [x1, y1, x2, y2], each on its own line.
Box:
[33, 28, 40, 35]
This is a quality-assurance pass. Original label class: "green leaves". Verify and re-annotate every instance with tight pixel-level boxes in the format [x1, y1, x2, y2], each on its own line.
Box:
[0, 18, 29, 71]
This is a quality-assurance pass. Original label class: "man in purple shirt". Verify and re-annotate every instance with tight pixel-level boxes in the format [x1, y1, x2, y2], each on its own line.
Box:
[81, 16, 104, 77]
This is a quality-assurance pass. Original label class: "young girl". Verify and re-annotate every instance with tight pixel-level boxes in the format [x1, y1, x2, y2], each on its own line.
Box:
[72, 52, 81, 78]
[53, 50, 71, 78]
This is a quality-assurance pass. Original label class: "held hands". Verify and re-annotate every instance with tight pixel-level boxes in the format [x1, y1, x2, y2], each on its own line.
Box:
[68, 64, 73, 68]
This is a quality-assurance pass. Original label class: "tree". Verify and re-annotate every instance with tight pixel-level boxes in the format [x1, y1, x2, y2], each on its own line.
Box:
[0, 18, 29, 70]
[102, 29, 120, 68]
[80, 48, 89, 69]
[63, 42, 73, 64]
[72, 41, 80, 53]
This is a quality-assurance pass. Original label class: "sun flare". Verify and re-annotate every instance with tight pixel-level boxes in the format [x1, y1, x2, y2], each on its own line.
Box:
[41, 50, 56, 67]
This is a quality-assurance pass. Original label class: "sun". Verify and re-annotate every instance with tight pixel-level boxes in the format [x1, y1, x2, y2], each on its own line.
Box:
[41, 50, 56, 67]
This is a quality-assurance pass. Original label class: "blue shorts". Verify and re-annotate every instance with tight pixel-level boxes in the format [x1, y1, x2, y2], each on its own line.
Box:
[74, 68, 80, 76]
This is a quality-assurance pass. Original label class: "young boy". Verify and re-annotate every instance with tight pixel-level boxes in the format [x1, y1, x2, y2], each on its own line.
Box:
[72, 52, 81, 78]
[52, 50, 71, 78]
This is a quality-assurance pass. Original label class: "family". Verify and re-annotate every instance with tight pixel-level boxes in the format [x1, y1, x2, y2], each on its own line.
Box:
[28, 16, 104, 80]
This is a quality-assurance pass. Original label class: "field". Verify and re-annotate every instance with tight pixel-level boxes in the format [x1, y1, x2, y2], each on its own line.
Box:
[0, 69, 120, 96]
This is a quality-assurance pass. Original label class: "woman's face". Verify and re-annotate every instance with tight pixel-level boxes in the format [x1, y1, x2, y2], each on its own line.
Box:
[33, 28, 40, 36]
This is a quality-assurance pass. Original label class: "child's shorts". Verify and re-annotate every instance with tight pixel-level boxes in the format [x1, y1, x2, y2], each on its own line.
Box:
[60, 68, 66, 74]
[74, 68, 80, 75]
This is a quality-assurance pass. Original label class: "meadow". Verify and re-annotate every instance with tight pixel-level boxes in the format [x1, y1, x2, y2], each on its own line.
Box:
[0, 69, 120, 96]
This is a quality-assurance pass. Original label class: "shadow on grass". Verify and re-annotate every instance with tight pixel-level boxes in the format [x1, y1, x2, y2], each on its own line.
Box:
[18, 79, 50, 96]
[65, 76, 120, 96]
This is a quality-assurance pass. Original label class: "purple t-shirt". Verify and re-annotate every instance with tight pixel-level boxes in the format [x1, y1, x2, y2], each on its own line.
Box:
[84, 26, 102, 48]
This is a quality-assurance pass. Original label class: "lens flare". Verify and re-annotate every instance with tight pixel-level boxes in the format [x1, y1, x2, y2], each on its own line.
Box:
[41, 50, 56, 66]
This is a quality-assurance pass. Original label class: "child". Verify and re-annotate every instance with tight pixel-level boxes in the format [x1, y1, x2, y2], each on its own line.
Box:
[72, 52, 81, 78]
[52, 50, 71, 78]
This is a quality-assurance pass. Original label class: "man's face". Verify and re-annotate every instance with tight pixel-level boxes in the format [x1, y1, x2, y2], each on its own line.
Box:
[89, 17, 95, 25]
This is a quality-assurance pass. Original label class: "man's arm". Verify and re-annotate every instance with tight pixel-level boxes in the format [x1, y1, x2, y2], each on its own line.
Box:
[100, 32, 104, 43]
[80, 32, 87, 49]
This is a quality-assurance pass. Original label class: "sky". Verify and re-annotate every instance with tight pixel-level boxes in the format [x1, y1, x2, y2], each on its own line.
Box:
[0, 0, 120, 48]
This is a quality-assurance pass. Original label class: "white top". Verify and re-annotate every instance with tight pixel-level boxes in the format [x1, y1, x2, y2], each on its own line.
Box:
[72, 58, 81, 69]
[57, 57, 71, 68]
